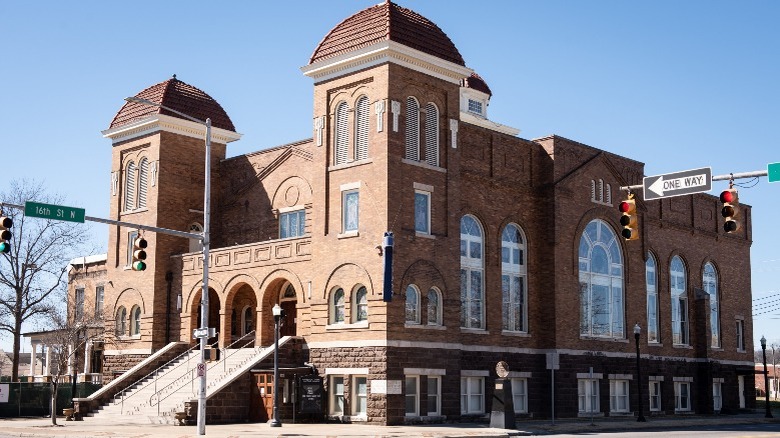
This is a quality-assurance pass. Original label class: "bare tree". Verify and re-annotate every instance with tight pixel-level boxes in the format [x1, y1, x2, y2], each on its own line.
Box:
[0, 180, 93, 382]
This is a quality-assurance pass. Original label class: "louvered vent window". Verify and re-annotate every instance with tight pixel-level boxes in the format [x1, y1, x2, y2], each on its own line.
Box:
[334, 102, 349, 165]
[425, 103, 439, 166]
[124, 161, 136, 211]
[405, 97, 420, 161]
[355, 96, 369, 161]
[138, 158, 149, 208]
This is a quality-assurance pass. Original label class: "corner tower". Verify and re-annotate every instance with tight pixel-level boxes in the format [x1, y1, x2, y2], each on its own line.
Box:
[100, 77, 240, 367]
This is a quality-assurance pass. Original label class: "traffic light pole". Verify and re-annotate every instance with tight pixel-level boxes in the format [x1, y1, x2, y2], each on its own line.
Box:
[620, 170, 769, 192]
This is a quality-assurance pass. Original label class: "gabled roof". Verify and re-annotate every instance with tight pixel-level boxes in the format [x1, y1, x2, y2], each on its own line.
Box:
[109, 75, 235, 132]
[309, 1, 465, 66]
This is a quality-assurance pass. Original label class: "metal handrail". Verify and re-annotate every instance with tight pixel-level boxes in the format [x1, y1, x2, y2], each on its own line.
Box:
[118, 341, 214, 413]
[151, 331, 259, 414]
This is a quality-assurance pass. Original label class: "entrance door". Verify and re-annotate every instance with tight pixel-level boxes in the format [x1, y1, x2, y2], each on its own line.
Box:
[738, 375, 745, 408]
[250, 373, 274, 422]
[280, 301, 297, 337]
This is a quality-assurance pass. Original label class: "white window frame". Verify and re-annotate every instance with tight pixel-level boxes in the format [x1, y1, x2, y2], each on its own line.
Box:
[130, 305, 141, 337]
[330, 287, 345, 324]
[329, 375, 345, 415]
[674, 381, 691, 412]
[354, 96, 369, 161]
[579, 219, 624, 338]
[95, 285, 104, 318]
[405, 285, 421, 324]
[511, 378, 528, 413]
[124, 160, 136, 212]
[426, 287, 442, 326]
[279, 208, 306, 239]
[713, 381, 722, 411]
[137, 157, 149, 209]
[74, 288, 85, 321]
[467, 99, 484, 116]
[353, 375, 368, 416]
[501, 223, 527, 333]
[405, 97, 420, 161]
[736, 319, 745, 352]
[353, 285, 368, 323]
[460, 215, 485, 329]
[578, 379, 600, 414]
[405, 375, 419, 416]
[703, 262, 720, 348]
[649, 380, 662, 412]
[671, 256, 689, 346]
[334, 101, 350, 165]
[609, 380, 630, 413]
[115, 306, 127, 337]
[414, 190, 431, 235]
[427, 376, 441, 416]
[460, 376, 485, 414]
[424, 102, 439, 167]
[646, 253, 659, 343]
[342, 189, 359, 234]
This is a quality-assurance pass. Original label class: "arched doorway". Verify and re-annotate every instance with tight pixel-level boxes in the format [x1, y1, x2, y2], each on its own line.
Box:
[279, 282, 297, 337]
[229, 283, 257, 347]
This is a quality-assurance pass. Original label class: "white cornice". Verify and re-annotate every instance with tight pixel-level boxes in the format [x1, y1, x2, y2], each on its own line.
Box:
[101, 114, 242, 145]
[301, 40, 473, 85]
[460, 111, 520, 136]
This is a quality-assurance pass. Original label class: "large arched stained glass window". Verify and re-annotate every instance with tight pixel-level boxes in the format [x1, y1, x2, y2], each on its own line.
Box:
[646, 253, 659, 343]
[579, 219, 624, 338]
[703, 262, 719, 347]
[670, 256, 689, 345]
[460, 215, 484, 329]
[501, 224, 527, 332]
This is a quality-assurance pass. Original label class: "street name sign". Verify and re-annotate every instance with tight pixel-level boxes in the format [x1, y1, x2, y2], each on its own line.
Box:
[643, 167, 712, 201]
[768, 162, 780, 183]
[24, 201, 85, 223]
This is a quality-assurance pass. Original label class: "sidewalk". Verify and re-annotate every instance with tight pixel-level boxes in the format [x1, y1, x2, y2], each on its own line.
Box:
[0, 412, 777, 438]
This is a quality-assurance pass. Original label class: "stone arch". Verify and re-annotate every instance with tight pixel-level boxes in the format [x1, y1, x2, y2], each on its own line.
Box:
[270, 176, 313, 211]
[322, 263, 375, 300]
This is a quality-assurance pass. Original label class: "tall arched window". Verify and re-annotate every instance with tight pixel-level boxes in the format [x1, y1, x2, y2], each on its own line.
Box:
[124, 161, 136, 211]
[405, 285, 420, 324]
[354, 286, 368, 323]
[703, 262, 719, 347]
[138, 157, 149, 208]
[424, 103, 439, 166]
[115, 306, 127, 336]
[501, 224, 527, 332]
[405, 97, 420, 161]
[427, 287, 442, 326]
[130, 305, 141, 336]
[334, 102, 349, 165]
[670, 256, 689, 345]
[646, 253, 659, 343]
[354, 96, 369, 161]
[578, 219, 624, 338]
[331, 287, 345, 324]
[460, 215, 484, 329]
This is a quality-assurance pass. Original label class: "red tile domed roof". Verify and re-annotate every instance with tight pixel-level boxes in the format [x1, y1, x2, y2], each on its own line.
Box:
[109, 76, 235, 132]
[462, 73, 492, 96]
[309, 1, 465, 66]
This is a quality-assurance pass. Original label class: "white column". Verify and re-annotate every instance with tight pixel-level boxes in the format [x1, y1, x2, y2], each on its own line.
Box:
[83, 340, 92, 375]
[44, 345, 51, 376]
[67, 344, 74, 375]
[29, 342, 37, 378]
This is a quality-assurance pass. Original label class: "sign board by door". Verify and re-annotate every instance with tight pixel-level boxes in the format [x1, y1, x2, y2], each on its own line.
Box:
[0, 384, 8, 403]
[298, 375, 323, 414]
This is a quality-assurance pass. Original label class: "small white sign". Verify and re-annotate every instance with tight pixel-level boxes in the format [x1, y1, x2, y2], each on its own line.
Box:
[371, 380, 387, 394]
[196, 363, 206, 377]
[0, 384, 8, 403]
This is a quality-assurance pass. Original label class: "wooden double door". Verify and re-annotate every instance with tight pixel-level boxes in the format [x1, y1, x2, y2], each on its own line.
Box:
[250, 373, 275, 422]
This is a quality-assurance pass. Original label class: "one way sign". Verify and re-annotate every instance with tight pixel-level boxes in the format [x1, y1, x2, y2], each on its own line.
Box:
[643, 167, 712, 201]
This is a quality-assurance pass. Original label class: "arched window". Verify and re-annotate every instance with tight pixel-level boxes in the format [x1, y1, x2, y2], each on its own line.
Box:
[334, 102, 349, 165]
[243, 306, 254, 335]
[405, 285, 420, 324]
[354, 286, 368, 322]
[138, 158, 149, 209]
[424, 103, 439, 166]
[405, 97, 420, 161]
[670, 256, 689, 345]
[427, 287, 442, 326]
[703, 262, 719, 347]
[130, 305, 141, 336]
[331, 288, 345, 324]
[115, 306, 127, 337]
[578, 219, 624, 338]
[501, 224, 527, 332]
[646, 253, 659, 343]
[124, 161, 136, 211]
[354, 96, 369, 161]
[460, 215, 484, 329]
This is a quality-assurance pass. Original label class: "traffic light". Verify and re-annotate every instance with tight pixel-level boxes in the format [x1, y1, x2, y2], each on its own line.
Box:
[0, 215, 12, 254]
[618, 196, 639, 241]
[720, 188, 740, 233]
[132, 236, 148, 271]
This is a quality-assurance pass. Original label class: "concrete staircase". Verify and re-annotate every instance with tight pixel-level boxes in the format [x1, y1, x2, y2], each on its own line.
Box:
[86, 344, 274, 424]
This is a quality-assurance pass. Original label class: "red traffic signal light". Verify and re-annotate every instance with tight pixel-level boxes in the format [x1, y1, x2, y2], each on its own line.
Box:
[0, 216, 12, 254]
[720, 189, 739, 233]
[132, 237, 148, 271]
[618, 198, 639, 241]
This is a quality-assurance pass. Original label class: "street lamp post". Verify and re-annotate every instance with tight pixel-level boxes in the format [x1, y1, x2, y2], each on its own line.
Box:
[123, 97, 212, 435]
[270, 304, 284, 427]
[634, 323, 646, 422]
[761, 336, 773, 418]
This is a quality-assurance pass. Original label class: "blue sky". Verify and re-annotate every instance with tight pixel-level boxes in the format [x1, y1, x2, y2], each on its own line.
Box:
[1, 1, 779, 353]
